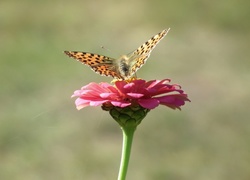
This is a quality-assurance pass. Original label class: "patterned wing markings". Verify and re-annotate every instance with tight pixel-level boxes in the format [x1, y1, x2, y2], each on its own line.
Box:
[64, 51, 120, 78]
[128, 28, 170, 76]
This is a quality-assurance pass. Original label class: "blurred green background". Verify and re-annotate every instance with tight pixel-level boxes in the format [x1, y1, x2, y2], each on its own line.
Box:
[1, 0, 250, 179]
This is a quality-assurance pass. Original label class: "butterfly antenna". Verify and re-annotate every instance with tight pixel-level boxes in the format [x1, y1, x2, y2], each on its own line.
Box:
[101, 45, 120, 58]
[101, 46, 111, 52]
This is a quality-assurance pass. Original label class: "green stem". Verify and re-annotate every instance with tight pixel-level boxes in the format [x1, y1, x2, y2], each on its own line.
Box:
[117, 125, 136, 180]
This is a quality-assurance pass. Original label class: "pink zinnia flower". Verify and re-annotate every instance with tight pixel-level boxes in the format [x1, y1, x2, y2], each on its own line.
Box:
[71, 78, 190, 177]
[72, 79, 190, 110]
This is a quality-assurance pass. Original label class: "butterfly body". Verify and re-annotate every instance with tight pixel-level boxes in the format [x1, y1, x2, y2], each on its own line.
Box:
[64, 28, 170, 80]
[116, 55, 131, 78]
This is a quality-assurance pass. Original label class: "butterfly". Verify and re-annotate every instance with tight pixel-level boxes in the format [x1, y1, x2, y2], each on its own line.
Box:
[64, 28, 170, 80]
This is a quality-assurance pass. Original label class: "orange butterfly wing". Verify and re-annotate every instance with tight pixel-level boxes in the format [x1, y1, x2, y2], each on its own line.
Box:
[129, 29, 170, 76]
[64, 51, 119, 78]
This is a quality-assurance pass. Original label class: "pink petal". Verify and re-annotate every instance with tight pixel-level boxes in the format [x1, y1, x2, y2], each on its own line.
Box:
[76, 104, 89, 110]
[89, 100, 108, 106]
[138, 98, 160, 109]
[126, 93, 144, 98]
[111, 101, 131, 107]
[115, 81, 127, 92]
[75, 98, 90, 109]
[100, 92, 117, 98]
[156, 95, 189, 108]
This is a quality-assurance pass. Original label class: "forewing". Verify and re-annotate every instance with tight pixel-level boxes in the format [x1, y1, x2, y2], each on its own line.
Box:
[129, 28, 170, 75]
[64, 51, 118, 78]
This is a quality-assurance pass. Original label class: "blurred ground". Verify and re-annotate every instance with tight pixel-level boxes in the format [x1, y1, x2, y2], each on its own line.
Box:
[1, 0, 250, 179]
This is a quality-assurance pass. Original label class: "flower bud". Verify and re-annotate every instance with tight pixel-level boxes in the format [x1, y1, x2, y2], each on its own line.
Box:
[102, 103, 150, 127]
